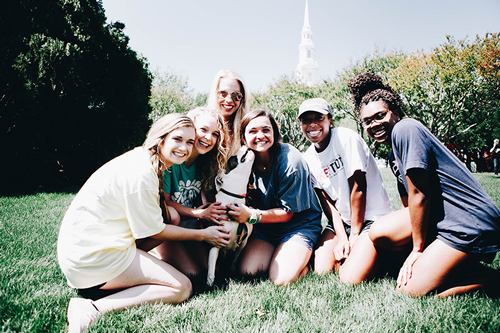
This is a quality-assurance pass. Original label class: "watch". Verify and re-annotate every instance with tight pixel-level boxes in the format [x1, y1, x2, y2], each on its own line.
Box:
[248, 209, 258, 224]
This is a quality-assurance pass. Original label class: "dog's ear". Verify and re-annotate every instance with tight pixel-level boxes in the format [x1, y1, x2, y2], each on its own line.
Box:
[225, 155, 238, 174]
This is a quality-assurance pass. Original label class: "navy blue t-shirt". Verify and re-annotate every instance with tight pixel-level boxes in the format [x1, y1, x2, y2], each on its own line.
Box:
[391, 119, 500, 254]
[247, 144, 323, 244]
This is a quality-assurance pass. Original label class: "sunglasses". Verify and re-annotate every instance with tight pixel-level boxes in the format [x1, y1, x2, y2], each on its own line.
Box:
[217, 90, 243, 102]
[361, 111, 390, 127]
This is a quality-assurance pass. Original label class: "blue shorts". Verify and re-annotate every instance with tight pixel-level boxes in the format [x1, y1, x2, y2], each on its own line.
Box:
[324, 220, 374, 236]
[250, 228, 315, 250]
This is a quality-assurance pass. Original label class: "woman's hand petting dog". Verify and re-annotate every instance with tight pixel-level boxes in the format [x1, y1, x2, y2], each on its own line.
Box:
[196, 202, 229, 224]
[202, 226, 231, 248]
[226, 203, 252, 223]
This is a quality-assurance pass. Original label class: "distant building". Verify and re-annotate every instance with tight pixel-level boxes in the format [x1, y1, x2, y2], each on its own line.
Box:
[296, 0, 319, 86]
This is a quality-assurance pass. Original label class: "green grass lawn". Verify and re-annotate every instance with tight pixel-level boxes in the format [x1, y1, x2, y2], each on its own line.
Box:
[1, 169, 500, 332]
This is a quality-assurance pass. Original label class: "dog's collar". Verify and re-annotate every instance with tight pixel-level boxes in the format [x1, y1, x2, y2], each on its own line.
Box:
[219, 188, 246, 199]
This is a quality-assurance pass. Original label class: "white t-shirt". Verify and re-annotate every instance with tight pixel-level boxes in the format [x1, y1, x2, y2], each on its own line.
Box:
[303, 127, 393, 225]
[57, 147, 165, 289]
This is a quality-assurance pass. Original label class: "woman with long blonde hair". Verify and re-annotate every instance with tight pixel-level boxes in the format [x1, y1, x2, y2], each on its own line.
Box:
[58, 114, 230, 332]
[207, 69, 249, 158]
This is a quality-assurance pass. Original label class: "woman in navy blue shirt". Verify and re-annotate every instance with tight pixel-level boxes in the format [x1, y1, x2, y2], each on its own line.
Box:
[348, 73, 500, 296]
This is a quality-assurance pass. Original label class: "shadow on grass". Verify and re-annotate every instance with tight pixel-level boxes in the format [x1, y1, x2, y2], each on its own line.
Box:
[188, 267, 269, 297]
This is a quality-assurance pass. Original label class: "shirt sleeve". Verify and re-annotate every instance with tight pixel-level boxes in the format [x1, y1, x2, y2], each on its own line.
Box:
[123, 189, 165, 239]
[275, 146, 315, 213]
[340, 129, 370, 178]
[392, 120, 432, 174]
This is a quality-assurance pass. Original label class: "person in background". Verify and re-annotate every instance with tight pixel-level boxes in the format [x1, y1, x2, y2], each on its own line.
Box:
[227, 109, 323, 285]
[206, 69, 249, 158]
[157, 107, 231, 276]
[58, 114, 230, 332]
[490, 139, 500, 176]
[348, 72, 500, 297]
[298, 98, 397, 283]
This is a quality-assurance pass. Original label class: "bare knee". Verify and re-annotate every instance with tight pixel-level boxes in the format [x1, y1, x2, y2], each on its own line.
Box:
[314, 248, 337, 274]
[173, 275, 192, 303]
[338, 268, 364, 285]
[396, 282, 432, 296]
[369, 222, 391, 248]
[270, 272, 297, 286]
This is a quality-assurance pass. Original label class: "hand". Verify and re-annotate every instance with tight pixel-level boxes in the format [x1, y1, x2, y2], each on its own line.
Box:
[333, 237, 350, 261]
[197, 202, 228, 225]
[226, 203, 252, 223]
[203, 225, 231, 248]
[397, 250, 423, 288]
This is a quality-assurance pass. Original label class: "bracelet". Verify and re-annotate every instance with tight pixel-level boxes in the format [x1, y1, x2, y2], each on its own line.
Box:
[255, 209, 262, 223]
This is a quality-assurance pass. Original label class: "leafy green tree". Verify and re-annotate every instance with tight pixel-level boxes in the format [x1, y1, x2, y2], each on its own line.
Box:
[390, 33, 500, 152]
[148, 68, 197, 122]
[0, 0, 152, 194]
[320, 50, 408, 159]
[251, 75, 343, 151]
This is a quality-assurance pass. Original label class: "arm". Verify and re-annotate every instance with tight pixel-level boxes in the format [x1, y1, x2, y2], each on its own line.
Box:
[226, 203, 293, 224]
[149, 223, 231, 248]
[347, 170, 367, 247]
[164, 193, 226, 224]
[315, 188, 349, 261]
[397, 168, 431, 287]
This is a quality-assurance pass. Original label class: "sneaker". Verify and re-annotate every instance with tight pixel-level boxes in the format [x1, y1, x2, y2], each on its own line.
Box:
[67, 298, 100, 333]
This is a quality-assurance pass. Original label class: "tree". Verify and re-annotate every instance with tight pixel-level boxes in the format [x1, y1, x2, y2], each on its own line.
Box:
[390, 33, 500, 152]
[148, 68, 198, 122]
[0, 0, 152, 194]
[320, 49, 408, 159]
[251, 74, 343, 151]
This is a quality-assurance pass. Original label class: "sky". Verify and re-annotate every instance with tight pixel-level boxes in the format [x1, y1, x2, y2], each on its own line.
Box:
[100, 0, 499, 94]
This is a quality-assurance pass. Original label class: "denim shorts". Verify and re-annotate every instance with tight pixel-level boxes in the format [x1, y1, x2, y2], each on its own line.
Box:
[250, 228, 315, 250]
[324, 220, 374, 236]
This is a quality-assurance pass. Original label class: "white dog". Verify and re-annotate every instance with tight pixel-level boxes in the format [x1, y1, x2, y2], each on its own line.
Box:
[207, 146, 255, 286]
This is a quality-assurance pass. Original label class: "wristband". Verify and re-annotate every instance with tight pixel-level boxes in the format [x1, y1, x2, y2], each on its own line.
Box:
[255, 209, 262, 223]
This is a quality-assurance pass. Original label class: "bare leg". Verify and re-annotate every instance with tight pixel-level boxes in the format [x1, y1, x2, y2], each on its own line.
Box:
[397, 239, 492, 297]
[68, 249, 191, 332]
[369, 208, 412, 250]
[314, 229, 339, 274]
[269, 241, 312, 286]
[238, 238, 275, 275]
[338, 233, 379, 284]
[95, 249, 192, 312]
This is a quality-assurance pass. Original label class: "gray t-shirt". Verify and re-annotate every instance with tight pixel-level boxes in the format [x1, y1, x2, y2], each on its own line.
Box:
[247, 144, 322, 244]
[392, 119, 500, 254]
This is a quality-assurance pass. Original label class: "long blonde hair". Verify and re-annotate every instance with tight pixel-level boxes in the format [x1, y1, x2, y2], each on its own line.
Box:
[187, 107, 229, 191]
[206, 69, 249, 158]
[143, 113, 194, 195]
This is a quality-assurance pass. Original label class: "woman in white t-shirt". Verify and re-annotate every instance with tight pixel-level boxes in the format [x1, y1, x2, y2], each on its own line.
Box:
[298, 98, 400, 284]
[57, 113, 231, 332]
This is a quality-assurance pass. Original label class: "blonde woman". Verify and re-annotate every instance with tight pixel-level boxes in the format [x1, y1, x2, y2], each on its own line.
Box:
[58, 114, 230, 332]
[207, 69, 249, 158]
[158, 107, 231, 275]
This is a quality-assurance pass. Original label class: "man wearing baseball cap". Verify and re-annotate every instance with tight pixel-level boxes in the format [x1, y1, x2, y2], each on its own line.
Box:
[298, 98, 395, 284]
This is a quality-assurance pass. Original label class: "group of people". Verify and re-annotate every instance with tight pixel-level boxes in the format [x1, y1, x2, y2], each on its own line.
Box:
[57, 71, 500, 332]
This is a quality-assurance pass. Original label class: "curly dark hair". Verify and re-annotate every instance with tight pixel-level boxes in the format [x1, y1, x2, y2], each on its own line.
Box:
[347, 73, 405, 118]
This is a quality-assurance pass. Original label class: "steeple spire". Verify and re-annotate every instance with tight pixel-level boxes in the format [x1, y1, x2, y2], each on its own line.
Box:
[303, 0, 310, 30]
[296, 0, 319, 86]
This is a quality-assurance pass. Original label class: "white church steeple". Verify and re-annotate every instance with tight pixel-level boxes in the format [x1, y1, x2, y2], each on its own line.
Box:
[296, 0, 319, 86]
